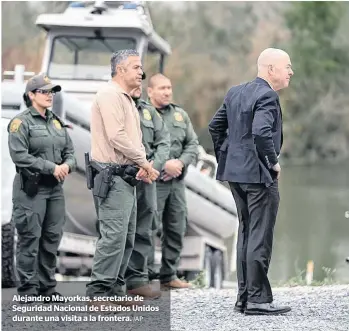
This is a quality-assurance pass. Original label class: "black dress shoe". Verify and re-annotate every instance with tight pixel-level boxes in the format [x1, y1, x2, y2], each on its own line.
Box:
[245, 302, 291, 315]
[234, 301, 246, 313]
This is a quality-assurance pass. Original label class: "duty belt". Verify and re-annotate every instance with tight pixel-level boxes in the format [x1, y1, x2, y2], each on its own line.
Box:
[38, 174, 59, 187]
[90, 161, 140, 188]
[90, 161, 134, 176]
[16, 168, 59, 188]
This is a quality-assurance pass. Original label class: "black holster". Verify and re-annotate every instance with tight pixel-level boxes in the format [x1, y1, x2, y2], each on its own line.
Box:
[20, 170, 41, 198]
[121, 165, 140, 187]
[92, 166, 114, 199]
[90, 161, 141, 198]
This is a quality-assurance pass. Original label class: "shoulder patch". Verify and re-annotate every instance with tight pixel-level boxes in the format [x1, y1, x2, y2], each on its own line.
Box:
[52, 113, 72, 129]
[143, 109, 152, 121]
[53, 119, 62, 130]
[9, 118, 22, 133]
[174, 112, 184, 122]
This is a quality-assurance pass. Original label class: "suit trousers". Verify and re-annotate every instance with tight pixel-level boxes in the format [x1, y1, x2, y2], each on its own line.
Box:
[229, 180, 280, 304]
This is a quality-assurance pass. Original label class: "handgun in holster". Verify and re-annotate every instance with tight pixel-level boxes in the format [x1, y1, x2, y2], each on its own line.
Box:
[20, 168, 41, 197]
[92, 165, 114, 199]
[84, 152, 95, 190]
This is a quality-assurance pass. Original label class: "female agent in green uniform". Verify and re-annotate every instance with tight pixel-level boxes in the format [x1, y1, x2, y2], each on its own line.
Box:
[8, 73, 76, 302]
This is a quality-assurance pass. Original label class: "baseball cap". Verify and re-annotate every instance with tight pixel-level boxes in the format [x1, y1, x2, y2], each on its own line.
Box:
[25, 73, 61, 93]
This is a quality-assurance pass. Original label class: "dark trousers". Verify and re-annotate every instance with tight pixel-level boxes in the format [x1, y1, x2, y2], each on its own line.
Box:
[125, 181, 156, 289]
[86, 176, 136, 298]
[229, 180, 280, 304]
[156, 179, 187, 283]
[12, 174, 66, 296]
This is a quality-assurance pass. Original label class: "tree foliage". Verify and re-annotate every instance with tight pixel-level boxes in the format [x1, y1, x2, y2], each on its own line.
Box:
[147, 2, 259, 152]
[281, 1, 349, 163]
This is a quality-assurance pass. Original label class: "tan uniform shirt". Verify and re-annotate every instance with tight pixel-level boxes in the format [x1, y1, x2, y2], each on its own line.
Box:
[90, 81, 147, 167]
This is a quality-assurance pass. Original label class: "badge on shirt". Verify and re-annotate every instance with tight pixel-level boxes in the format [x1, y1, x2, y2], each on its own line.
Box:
[53, 119, 62, 130]
[174, 112, 183, 122]
[9, 118, 22, 133]
[143, 109, 152, 121]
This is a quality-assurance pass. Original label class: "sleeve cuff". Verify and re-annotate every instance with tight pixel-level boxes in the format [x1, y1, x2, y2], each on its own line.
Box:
[152, 160, 163, 172]
[264, 154, 278, 169]
[178, 156, 190, 167]
[43, 160, 56, 175]
[64, 160, 76, 173]
[137, 158, 149, 168]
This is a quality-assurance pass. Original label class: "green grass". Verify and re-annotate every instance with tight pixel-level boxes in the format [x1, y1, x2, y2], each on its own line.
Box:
[275, 265, 340, 287]
[189, 271, 207, 288]
[185, 261, 348, 289]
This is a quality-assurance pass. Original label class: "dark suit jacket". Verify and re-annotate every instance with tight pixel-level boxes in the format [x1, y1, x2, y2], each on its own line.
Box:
[208, 77, 283, 186]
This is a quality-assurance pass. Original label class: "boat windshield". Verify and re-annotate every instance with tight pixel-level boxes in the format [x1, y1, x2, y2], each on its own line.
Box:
[48, 35, 137, 81]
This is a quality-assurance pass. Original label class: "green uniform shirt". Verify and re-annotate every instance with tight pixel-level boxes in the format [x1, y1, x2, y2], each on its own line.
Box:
[7, 106, 76, 174]
[156, 103, 199, 168]
[135, 99, 170, 172]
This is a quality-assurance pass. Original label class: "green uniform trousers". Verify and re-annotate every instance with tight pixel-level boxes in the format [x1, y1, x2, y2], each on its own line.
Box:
[12, 174, 66, 296]
[156, 179, 187, 283]
[147, 215, 159, 278]
[86, 175, 136, 298]
[125, 181, 156, 289]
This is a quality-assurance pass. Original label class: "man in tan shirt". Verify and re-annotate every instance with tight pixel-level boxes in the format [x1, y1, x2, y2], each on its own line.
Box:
[86, 49, 159, 307]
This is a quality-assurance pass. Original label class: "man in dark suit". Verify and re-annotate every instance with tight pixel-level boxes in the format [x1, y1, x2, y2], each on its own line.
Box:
[209, 48, 294, 315]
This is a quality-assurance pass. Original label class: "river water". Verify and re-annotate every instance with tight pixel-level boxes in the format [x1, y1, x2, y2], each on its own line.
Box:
[267, 161, 349, 284]
[63, 161, 349, 285]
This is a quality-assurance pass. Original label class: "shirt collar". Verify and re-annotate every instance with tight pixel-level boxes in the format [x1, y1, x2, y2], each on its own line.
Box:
[156, 104, 171, 114]
[108, 80, 132, 98]
[29, 106, 52, 119]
